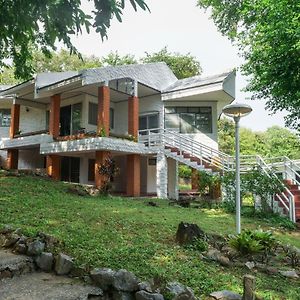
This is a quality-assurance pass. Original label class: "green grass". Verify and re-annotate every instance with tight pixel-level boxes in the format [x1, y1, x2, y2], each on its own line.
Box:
[0, 175, 299, 299]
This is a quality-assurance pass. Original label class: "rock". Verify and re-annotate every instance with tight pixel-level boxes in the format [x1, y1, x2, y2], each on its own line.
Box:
[3, 233, 20, 248]
[165, 282, 196, 300]
[209, 290, 242, 300]
[113, 290, 135, 300]
[243, 275, 255, 300]
[135, 290, 164, 300]
[35, 252, 54, 272]
[55, 253, 73, 275]
[279, 270, 299, 279]
[27, 240, 45, 256]
[265, 266, 278, 275]
[0, 225, 14, 234]
[90, 268, 116, 291]
[217, 255, 230, 267]
[113, 269, 140, 292]
[138, 282, 153, 293]
[175, 222, 205, 245]
[205, 248, 222, 261]
[147, 201, 158, 207]
[245, 262, 255, 270]
[14, 241, 27, 254]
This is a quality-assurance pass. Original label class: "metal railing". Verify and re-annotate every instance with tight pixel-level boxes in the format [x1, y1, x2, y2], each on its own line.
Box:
[138, 128, 298, 222]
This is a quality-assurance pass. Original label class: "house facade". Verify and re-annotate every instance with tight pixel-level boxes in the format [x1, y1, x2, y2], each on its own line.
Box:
[0, 63, 235, 199]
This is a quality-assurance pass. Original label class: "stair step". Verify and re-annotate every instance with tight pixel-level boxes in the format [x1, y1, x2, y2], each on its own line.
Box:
[0, 250, 34, 279]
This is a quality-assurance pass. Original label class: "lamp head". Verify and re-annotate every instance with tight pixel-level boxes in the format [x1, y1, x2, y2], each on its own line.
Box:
[222, 103, 252, 119]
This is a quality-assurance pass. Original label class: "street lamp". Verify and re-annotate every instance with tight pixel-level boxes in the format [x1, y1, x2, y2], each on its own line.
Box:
[222, 103, 252, 234]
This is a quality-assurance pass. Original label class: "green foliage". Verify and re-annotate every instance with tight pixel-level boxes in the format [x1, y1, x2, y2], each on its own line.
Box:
[142, 47, 202, 79]
[186, 238, 209, 252]
[178, 165, 192, 179]
[0, 0, 149, 80]
[98, 156, 119, 195]
[198, 0, 300, 130]
[101, 51, 138, 66]
[282, 245, 300, 268]
[197, 170, 221, 196]
[229, 229, 277, 257]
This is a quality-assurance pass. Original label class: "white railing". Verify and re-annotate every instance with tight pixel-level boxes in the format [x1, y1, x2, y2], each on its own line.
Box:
[138, 128, 298, 222]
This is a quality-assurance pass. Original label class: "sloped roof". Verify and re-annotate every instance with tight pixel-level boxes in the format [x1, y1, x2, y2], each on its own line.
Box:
[0, 85, 12, 91]
[163, 71, 232, 93]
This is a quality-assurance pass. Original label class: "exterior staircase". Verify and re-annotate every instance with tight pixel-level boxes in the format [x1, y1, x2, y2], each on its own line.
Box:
[139, 128, 300, 223]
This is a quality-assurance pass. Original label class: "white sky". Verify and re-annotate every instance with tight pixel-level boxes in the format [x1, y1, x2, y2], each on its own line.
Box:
[71, 0, 287, 131]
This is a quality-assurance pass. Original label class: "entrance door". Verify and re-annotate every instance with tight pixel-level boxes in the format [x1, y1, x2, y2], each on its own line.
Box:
[60, 106, 71, 136]
[61, 157, 80, 183]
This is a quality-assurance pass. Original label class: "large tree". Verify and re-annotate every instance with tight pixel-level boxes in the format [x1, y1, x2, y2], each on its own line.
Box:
[198, 0, 300, 130]
[0, 0, 149, 80]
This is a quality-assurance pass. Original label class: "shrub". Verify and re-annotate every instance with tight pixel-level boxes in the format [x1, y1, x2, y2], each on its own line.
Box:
[178, 165, 192, 179]
[229, 229, 277, 257]
[185, 238, 209, 252]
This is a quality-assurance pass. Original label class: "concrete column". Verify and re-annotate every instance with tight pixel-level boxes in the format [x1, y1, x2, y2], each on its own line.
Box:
[9, 104, 20, 139]
[95, 150, 110, 188]
[128, 96, 139, 138]
[126, 154, 141, 197]
[156, 151, 168, 199]
[46, 155, 61, 180]
[191, 169, 199, 190]
[97, 86, 110, 136]
[168, 158, 179, 200]
[49, 94, 61, 138]
[6, 149, 18, 170]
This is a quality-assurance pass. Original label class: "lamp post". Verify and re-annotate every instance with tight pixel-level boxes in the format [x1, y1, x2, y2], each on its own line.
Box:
[222, 103, 252, 234]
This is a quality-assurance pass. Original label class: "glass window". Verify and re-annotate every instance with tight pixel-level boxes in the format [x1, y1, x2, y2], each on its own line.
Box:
[139, 116, 147, 131]
[139, 114, 159, 131]
[0, 109, 11, 127]
[165, 106, 212, 134]
[110, 108, 114, 129]
[88, 102, 98, 125]
[72, 103, 82, 134]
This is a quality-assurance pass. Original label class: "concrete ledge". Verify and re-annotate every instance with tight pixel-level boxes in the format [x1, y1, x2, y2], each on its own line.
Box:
[40, 137, 158, 155]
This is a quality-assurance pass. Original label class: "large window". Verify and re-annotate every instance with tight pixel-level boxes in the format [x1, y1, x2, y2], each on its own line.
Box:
[165, 107, 212, 133]
[88, 102, 114, 129]
[0, 109, 11, 127]
[139, 114, 159, 131]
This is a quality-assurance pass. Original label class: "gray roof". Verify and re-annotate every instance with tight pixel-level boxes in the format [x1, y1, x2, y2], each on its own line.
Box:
[36, 71, 79, 89]
[80, 62, 177, 91]
[0, 85, 12, 91]
[163, 71, 232, 93]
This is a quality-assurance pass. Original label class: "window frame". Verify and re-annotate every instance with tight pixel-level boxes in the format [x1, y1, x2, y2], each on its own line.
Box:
[0, 109, 11, 127]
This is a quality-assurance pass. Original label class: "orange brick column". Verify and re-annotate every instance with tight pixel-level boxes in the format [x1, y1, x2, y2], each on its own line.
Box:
[9, 104, 20, 139]
[49, 94, 61, 138]
[191, 169, 199, 190]
[46, 155, 61, 180]
[127, 96, 140, 197]
[95, 150, 110, 188]
[6, 149, 18, 170]
[97, 86, 110, 136]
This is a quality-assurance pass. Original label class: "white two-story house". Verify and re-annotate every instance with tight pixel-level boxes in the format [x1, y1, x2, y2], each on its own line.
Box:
[0, 63, 235, 199]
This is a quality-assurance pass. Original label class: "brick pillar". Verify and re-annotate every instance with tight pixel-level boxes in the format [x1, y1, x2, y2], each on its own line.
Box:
[6, 149, 18, 170]
[127, 154, 140, 197]
[95, 151, 110, 188]
[46, 155, 61, 180]
[97, 86, 110, 136]
[127, 95, 140, 197]
[128, 96, 139, 138]
[191, 169, 199, 190]
[9, 104, 20, 139]
[49, 94, 61, 138]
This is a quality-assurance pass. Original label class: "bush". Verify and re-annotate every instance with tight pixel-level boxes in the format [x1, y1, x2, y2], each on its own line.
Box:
[185, 238, 209, 252]
[178, 165, 192, 179]
[229, 229, 277, 257]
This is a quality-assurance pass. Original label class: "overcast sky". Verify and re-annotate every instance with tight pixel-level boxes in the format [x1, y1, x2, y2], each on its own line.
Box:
[71, 0, 287, 131]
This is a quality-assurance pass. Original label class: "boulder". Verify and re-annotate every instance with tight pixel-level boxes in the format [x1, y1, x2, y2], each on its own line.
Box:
[90, 268, 116, 291]
[3, 233, 20, 248]
[209, 290, 242, 300]
[175, 222, 205, 245]
[135, 290, 164, 300]
[35, 252, 54, 272]
[14, 241, 27, 254]
[217, 255, 230, 267]
[0, 225, 14, 234]
[113, 290, 135, 300]
[242, 275, 255, 300]
[138, 282, 153, 293]
[27, 240, 45, 256]
[245, 262, 255, 270]
[279, 270, 299, 279]
[55, 253, 73, 275]
[165, 282, 196, 300]
[113, 269, 140, 292]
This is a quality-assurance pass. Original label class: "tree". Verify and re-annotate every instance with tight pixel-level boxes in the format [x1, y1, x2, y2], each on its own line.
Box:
[101, 51, 138, 66]
[198, 0, 300, 130]
[142, 47, 202, 79]
[0, 0, 149, 80]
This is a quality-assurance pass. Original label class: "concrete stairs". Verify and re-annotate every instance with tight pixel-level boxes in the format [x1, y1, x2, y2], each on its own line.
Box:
[0, 249, 102, 300]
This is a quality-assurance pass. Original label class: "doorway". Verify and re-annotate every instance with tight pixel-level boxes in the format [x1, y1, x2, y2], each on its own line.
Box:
[60, 103, 82, 136]
[61, 157, 80, 183]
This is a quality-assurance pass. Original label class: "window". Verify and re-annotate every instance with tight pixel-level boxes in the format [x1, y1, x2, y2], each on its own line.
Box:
[88, 102, 114, 130]
[0, 109, 11, 127]
[164, 107, 212, 133]
[139, 114, 159, 131]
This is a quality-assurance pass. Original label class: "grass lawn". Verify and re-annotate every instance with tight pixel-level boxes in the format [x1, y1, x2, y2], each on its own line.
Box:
[0, 175, 299, 299]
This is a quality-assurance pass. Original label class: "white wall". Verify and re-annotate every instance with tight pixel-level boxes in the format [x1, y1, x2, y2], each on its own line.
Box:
[18, 149, 44, 170]
[20, 106, 46, 134]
